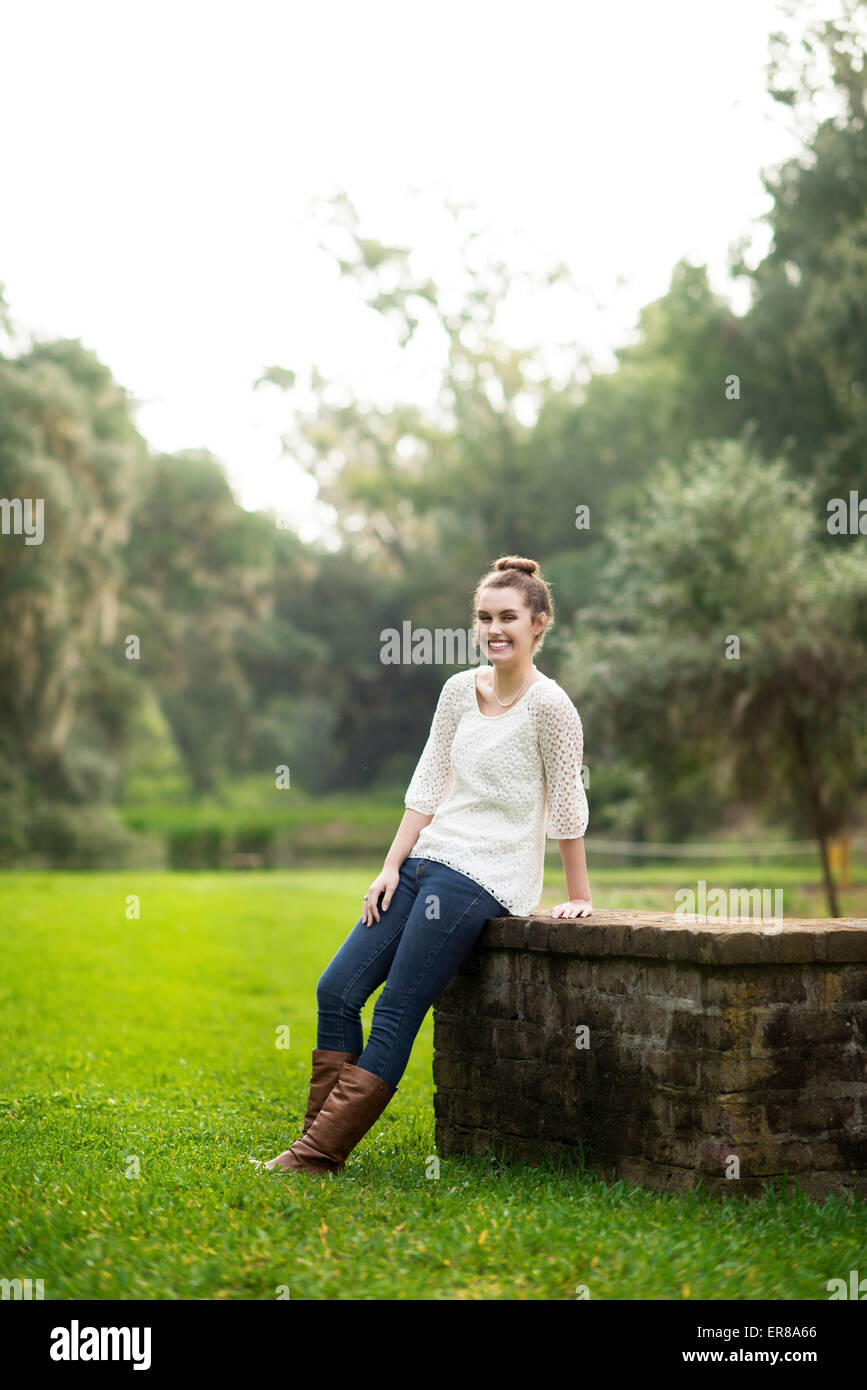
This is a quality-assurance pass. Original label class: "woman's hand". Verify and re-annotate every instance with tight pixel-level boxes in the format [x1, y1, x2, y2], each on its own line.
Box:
[362, 865, 400, 925]
[550, 898, 592, 919]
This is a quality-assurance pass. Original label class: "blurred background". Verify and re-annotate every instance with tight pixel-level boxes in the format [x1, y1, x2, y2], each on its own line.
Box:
[1, 0, 866, 917]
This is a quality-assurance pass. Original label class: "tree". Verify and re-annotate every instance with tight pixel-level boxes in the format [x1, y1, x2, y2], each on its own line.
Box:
[0, 337, 145, 800]
[731, 1, 867, 495]
[566, 438, 867, 916]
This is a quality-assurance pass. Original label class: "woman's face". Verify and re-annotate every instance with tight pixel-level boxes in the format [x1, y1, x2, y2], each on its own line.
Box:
[475, 585, 546, 664]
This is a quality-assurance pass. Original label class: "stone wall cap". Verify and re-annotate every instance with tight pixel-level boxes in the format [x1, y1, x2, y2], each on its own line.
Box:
[479, 909, 867, 964]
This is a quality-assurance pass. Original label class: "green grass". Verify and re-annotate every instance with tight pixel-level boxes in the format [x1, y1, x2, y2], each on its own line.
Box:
[117, 788, 405, 865]
[119, 787, 404, 832]
[0, 868, 864, 1301]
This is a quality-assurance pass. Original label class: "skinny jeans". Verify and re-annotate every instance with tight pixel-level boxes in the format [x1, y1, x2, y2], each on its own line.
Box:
[316, 856, 508, 1090]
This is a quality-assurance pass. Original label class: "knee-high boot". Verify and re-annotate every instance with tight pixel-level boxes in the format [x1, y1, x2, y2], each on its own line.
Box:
[301, 1048, 359, 1133]
[262, 1049, 358, 1170]
[265, 1061, 395, 1175]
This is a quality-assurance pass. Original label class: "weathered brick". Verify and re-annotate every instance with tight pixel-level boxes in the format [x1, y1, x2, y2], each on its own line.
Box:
[831, 967, 867, 1002]
[645, 1130, 700, 1169]
[801, 1047, 867, 1087]
[431, 1054, 474, 1090]
[700, 931, 765, 965]
[565, 957, 597, 992]
[757, 931, 821, 965]
[449, 1091, 498, 1129]
[594, 961, 648, 996]
[702, 967, 808, 1009]
[693, 1096, 765, 1139]
[431, 1015, 481, 1054]
[459, 1054, 507, 1092]
[593, 1042, 645, 1079]
[513, 951, 547, 986]
[551, 921, 611, 957]
[548, 919, 587, 954]
[561, 992, 620, 1030]
[669, 1011, 739, 1051]
[706, 1055, 781, 1092]
[492, 1019, 544, 1060]
[526, 919, 551, 951]
[474, 980, 523, 1021]
[748, 1138, 857, 1174]
[822, 928, 867, 963]
[495, 917, 530, 949]
[479, 949, 516, 984]
[642, 1048, 700, 1088]
[432, 1089, 451, 1120]
[436, 974, 480, 1010]
[608, 999, 674, 1039]
[762, 1008, 859, 1049]
[536, 1105, 589, 1147]
[643, 961, 705, 999]
[765, 1096, 857, 1136]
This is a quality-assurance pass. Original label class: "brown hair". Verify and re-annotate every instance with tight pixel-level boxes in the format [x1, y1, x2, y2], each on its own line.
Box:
[472, 555, 554, 655]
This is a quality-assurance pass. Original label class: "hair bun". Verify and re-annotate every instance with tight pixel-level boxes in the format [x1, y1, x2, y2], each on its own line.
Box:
[493, 555, 540, 576]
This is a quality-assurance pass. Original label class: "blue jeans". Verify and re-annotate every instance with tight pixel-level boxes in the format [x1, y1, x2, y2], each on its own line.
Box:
[316, 857, 509, 1091]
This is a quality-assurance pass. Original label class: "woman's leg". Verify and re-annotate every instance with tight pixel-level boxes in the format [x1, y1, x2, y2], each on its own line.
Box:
[315, 858, 424, 1055]
[356, 859, 508, 1091]
[263, 859, 432, 1171]
[265, 861, 507, 1175]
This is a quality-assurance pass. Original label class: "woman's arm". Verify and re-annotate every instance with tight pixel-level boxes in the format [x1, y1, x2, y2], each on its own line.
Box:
[402, 674, 463, 815]
[553, 835, 592, 918]
[384, 808, 433, 872]
[363, 808, 434, 925]
[365, 675, 463, 925]
[532, 687, 591, 918]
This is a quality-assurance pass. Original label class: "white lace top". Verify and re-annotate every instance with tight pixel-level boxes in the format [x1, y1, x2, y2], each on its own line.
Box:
[403, 667, 589, 916]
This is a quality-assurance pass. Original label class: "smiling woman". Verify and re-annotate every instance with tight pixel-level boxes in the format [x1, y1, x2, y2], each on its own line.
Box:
[262, 554, 591, 1180]
[402, 555, 590, 914]
[402, 663, 589, 911]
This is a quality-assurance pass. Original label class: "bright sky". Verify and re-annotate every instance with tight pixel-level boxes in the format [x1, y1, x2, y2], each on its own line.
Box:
[1, 0, 811, 542]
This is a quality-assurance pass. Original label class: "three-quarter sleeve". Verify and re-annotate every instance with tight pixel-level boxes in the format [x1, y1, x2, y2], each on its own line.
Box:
[534, 686, 589, 839]
[403, 673, 465, 815]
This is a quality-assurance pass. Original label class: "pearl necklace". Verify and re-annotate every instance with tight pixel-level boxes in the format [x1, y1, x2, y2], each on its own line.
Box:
[491, 663, 537, 707]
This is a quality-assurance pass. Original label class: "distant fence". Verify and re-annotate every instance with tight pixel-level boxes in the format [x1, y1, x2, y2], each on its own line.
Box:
[584, 836, 865, 857]
[578, 836, 861, 887]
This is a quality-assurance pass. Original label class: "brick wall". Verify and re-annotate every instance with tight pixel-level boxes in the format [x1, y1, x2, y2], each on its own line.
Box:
[432, 909, 867, 1200]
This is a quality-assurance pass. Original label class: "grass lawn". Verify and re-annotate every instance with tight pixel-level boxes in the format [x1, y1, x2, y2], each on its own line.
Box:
[1, 866, 865, 1301]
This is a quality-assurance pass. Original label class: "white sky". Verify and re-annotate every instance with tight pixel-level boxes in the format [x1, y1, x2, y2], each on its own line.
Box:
[1, 0, 813, 542]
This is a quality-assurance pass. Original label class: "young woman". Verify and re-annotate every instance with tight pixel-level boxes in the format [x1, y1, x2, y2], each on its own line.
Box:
[264, 555, 591, 1176]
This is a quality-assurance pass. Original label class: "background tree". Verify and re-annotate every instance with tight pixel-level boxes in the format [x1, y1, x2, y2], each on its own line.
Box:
[567, 438, 867, 916]
[0, 338, 144, 803]
[731, 0, 867, 496]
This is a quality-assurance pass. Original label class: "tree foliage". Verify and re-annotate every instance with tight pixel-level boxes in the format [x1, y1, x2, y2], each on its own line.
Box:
[1, 7, 866, 874]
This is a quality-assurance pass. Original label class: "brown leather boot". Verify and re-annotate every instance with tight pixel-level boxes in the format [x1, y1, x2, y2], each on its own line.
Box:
[265, 1062, 395, 1175]
[263, 1049, 358, 1170]
[301, 1049, 359, 1133]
